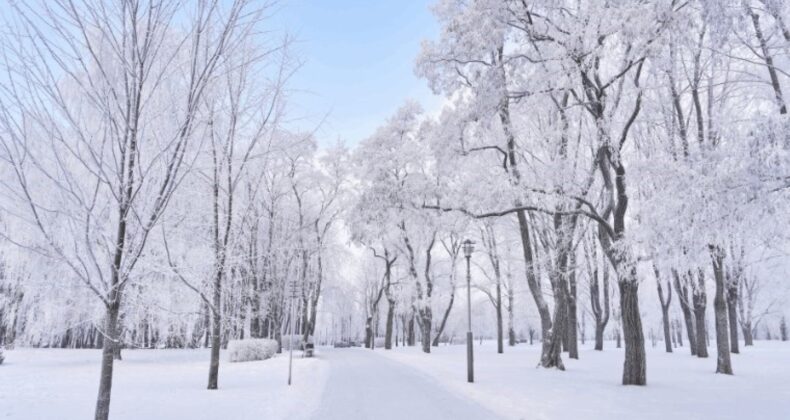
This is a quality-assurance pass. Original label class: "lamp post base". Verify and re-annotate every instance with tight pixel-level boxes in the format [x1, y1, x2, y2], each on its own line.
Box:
[467, 331, 474, 383]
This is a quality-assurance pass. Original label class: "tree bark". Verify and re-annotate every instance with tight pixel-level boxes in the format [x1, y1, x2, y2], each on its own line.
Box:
[432, 291, 455, 347]
[496, 279, 504, 354]
[726, 280, 739, 354]
[384, 299, 395, 350]
[94, 301, 120, 420]
[673, 270, 697, 355]
[693, 270, 709, 358]
[619, 274, 646, 385]
[566, 252, 578, 359]
[655, 266, 673, 353]
[710, 248, 733, 374]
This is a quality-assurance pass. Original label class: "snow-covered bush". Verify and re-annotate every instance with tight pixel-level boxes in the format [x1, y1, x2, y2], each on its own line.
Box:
[373, 337, 386, 348]
[280, 334, 304, 351]
[227, 339, 278, 363]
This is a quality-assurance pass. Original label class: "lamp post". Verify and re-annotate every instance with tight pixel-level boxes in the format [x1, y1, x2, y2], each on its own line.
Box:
[463, 239, 475, 383]
[287, 280, 299, 386]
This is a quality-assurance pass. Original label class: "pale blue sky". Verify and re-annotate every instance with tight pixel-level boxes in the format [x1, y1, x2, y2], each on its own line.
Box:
[272, 0, 442, 146]
[0, 0, 441, 146]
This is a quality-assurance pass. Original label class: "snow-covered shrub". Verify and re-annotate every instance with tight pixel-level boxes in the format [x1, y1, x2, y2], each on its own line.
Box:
[280, 334, 304, 351]
[373, 337, 386, 348]
[227, 339, 278, 363]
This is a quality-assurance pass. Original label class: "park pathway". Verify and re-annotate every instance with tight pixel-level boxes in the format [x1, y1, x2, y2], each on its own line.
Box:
[311, 348, 502, 420]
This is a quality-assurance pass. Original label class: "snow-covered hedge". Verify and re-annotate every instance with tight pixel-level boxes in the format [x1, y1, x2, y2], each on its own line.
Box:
[280, 334, 304, 351]
[227, 339, 278, 363]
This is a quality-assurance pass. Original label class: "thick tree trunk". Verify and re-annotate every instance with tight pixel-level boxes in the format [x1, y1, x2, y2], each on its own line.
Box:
[693, 271, 709, 358]
[673, 271, 697, 355]
[566, 259, 578, 359]
[207, 307, 221, 389]
[655, 267, 672, 353]
[619, 275, 646, 385]
[364, 316, 374, 349]
[384, 299, 395, 350]
[94, 302, 120, 420]
[661, 309, 672, 353]
[419, 309, 432, 353]
[407, 315, 415, 346]
[710, 249, 733, 374]
[590, 259, 609, 351]
[742, 321, 754, 346]
[726, 284, 739, 354]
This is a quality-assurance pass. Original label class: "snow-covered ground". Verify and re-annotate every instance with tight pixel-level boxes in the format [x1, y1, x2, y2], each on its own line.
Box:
[1, 342, 788, 419]
[0, 348, 327, 420]
[379, 340, 790, 420]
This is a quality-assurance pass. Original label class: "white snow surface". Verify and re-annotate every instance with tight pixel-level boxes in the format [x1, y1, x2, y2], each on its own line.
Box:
[1, 342, 789, 419]
[378, 340, 790, 420]
[0, 348, 327, 420]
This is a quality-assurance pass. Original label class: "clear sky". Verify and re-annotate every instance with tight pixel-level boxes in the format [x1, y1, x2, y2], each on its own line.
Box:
[272, 0, 442, 146]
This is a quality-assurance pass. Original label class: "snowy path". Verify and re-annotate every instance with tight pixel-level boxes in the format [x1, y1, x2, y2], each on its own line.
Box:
[311, 348, 501, 420]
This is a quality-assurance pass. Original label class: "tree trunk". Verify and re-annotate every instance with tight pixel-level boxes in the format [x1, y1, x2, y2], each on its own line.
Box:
[432, 291, 454, 347]
[693, 270, 709, 358]
[407, 315, 415, 346]
[566, 257, 578, 359]
[516, 194, 555, 367]
[384, 299, 395, 350]
[365, 316, 374, 349]
[94, 302, 120, 420]
[507, 287, 516, 346]
[207, 306, 221, 389]
[661, 309, 672, 353]
[742, 322, 753, 346]
[419, 308, 432, 353]
[710, 248, 733, 374]
[673, 271, 697, 355]
[655, 266, 672, 353]
[726, 284, 739, 354]
[493, 275, 503, 353]
[619, 275, 646, 385]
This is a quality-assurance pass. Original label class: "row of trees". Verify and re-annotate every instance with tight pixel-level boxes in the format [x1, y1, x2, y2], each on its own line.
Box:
[0, 1, 351, 419]
[345, 0, 790, 387]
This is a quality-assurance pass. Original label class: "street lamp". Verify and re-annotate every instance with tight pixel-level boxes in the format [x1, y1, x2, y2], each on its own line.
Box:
[287, 280, 300, 386]
[463, 239, 475, 383]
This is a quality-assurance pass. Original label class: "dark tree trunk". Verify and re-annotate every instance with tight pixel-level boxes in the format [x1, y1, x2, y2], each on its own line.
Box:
[364, 317, 374, 349]
[655, 266, 672, 353]
[590, 252, 610, 351]
[94, 301, 120, 420]
[726, 283, 739, 354]
[384, 299, 395, 350]
[207, 307, 221, 389]
[710, 248, 733, 374]
[507, 287, 516, 347]
[407, 315, 415, 346]
[619, 275, 646, 385]
[419, 308, 432, 353]
[673, 271, 697, 355]
[693, 270, 709, 358]
[496, 280, 504, 354]
[566, 256, 578, 359]
[432, 291, 454, 347]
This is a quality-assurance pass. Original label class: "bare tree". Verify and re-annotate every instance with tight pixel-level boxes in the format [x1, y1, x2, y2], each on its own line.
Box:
[0, 1, 260, 416]
[654, 266, 673, 353]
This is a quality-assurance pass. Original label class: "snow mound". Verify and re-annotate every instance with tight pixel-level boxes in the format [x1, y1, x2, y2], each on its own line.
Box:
[227, 339, 278, 363]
